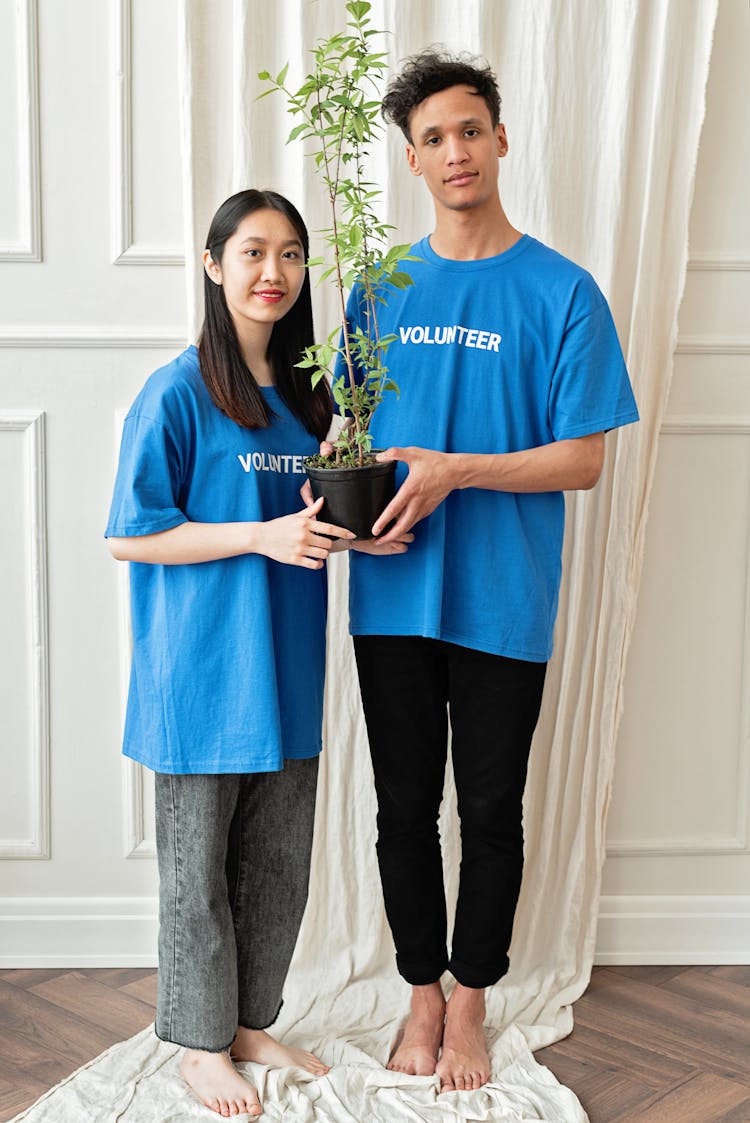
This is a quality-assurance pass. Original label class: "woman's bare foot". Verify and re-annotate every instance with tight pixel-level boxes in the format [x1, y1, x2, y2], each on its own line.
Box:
[387, 982, 445, 1076]
[231, 1026, 329, 1076]
[180, 1049, 262, 1117]
[435, 983, 491, 1092]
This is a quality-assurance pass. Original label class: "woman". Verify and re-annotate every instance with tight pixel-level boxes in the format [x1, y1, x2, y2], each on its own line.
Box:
[106, 189, 408, 1117]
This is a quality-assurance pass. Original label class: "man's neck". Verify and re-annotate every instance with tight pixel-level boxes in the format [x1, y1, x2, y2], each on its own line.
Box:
[429, 199, 522, 261]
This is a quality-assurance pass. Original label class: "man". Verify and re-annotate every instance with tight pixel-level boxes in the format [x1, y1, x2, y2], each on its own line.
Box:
[342, 50, 638, 1093]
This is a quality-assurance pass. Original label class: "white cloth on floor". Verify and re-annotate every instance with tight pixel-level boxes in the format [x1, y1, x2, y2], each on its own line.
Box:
[11, 1018, 587, 1122]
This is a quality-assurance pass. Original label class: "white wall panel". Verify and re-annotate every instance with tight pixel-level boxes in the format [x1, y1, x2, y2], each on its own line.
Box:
[112, 0, 183, 263]
[0, 0, 41, 260]
[113, 408, 157, 861]
[601, 0, 750, 958]
[688, 5, 750, 258]
[0, 412, 49, 859]
[0, 0, 185, 330]
[607, 421, 750, 856]
[678, 270, 750, 340]
[0, 0, 745, 964]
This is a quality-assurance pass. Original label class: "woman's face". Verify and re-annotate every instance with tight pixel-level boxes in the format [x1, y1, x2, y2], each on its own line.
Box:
[203, 207, 306, 337]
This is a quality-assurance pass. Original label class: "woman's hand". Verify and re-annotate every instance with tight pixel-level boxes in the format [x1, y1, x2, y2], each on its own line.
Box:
[257, 496, 354, 569]
[350, 532, 414, 556]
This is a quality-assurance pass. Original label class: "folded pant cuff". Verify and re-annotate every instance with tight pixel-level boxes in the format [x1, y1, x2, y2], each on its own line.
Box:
[396, 954, 450, 986]
[448, 954, 509, 989]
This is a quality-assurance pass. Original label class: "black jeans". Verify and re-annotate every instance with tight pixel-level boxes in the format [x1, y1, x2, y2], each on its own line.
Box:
[354, 635, 546, 990]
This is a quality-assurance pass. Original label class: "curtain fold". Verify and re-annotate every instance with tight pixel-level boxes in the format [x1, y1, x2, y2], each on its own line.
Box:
[176, 2, 718, 1117]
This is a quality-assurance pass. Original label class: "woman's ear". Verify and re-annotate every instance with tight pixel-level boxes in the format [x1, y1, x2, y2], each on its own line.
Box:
[203, 249, 222, 286]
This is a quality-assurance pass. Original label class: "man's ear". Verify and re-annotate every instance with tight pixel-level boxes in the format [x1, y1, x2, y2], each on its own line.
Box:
[496, 124, 509, 158]
[406, 144, 422, 178]
[203, 249, 222, 286]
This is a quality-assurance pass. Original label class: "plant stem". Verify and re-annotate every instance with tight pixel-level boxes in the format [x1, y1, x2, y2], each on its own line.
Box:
[315, 81, 362, 463]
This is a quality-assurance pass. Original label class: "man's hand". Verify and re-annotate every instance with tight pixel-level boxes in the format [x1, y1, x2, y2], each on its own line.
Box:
[371, 447, 455, 544]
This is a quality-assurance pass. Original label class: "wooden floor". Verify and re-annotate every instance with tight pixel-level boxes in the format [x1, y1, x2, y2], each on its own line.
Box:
[0, 965, 748, 1121]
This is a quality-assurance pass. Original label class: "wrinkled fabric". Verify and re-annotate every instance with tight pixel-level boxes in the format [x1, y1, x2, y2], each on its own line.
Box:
[11, 1022, 587, 1122]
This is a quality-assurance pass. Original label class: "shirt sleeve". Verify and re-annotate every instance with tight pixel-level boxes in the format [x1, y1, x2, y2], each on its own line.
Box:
[548, 281, 639, 441]
[105, 412, 188, 537]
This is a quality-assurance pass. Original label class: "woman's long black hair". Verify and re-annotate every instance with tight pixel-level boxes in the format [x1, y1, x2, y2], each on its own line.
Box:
[198, 189, 332, 440]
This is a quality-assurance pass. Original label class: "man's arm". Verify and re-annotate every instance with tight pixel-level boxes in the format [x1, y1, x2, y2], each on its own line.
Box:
[371, 432, 605, 542]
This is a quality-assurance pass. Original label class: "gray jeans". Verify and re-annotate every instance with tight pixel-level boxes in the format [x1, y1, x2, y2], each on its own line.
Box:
[154, 758, 319, 1052]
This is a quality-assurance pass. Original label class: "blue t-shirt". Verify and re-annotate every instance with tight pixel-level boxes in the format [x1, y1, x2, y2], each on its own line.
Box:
[105, 345, 326, 774]
[346, 234, 639, 661]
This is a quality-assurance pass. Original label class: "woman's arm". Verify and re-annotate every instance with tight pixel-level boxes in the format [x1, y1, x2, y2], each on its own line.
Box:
[108, 497, 354, 571]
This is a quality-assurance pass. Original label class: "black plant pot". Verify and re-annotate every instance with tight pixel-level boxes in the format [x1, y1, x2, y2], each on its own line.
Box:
[305, 456, 397, 540]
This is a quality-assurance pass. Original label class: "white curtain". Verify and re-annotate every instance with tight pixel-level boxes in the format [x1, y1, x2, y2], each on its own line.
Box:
[175, 1, 718, 1118]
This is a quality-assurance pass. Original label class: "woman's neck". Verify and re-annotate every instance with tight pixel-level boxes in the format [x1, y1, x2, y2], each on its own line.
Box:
[237, 324, 275, 386]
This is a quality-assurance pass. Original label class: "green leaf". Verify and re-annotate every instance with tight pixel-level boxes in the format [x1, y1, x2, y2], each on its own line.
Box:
[347, 1, 371, 20]
[257, 70, 271, 81]
[387, 272, 414, 289]
[276, 62, 289, 86]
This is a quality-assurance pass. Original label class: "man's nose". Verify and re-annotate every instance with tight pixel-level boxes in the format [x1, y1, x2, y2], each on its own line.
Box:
[445, 137, 469, 163]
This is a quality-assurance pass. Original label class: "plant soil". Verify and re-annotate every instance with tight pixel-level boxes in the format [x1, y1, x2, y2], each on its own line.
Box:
[304, 452, 383, 470]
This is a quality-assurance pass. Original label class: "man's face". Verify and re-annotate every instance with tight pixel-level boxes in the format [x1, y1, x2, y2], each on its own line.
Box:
[405, 84, 508, 214]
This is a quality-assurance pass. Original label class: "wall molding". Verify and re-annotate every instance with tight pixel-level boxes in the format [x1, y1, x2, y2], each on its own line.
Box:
[0, 412, 49, 859]
[675, 335, 750, 355]
[660, 416, 750, 436]
[0, 327, 186, 348]
[0, 0, 41, 261]
[595, 895, 750, 965]
[0, 898, 157, 967]
[608, 415, 750, 858]
[687, 254, 750, 272]
[111, 0, 184, 265]
[2, 894, 747, 967]
[123, 761, 156, 859]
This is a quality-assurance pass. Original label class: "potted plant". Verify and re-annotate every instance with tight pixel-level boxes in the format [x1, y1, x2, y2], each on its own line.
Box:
[259, 0, 416, 538]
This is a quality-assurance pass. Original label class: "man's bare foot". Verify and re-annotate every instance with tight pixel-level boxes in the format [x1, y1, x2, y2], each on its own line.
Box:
[180, 1049, 262, 1117]
[436, 983, 491, 1092]
[231, 1026, 329, 1076]
[387, 982, 445, 1076]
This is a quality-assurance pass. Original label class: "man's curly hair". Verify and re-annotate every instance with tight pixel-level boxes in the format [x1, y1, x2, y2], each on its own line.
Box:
[381, 48, 502, 144]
